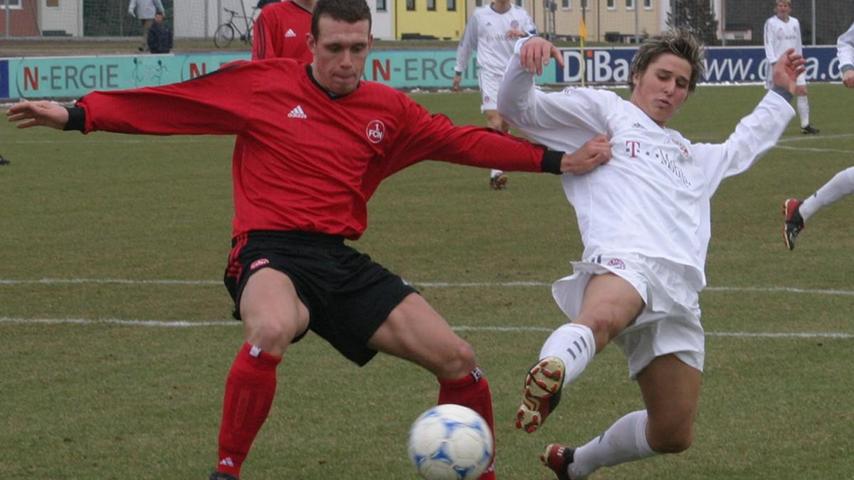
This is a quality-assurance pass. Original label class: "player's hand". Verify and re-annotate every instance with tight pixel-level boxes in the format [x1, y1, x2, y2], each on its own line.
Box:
[452, 74, 462, 92]
[772, 48, 806, 94]
[128, 9, 136, 17]
[6, 100, 70, 130]
[506, 28, 526, 39]
[843, 69, 854, 88]
[560, 134, 611, 175]
[519, 37, 564, 76]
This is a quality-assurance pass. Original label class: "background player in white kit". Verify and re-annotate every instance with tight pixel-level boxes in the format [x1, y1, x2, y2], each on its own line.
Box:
[782, 20, 854, 249]
[497, 31, 805, 479]
[764, 0, 819, 134]
[453, 0, 536, 189]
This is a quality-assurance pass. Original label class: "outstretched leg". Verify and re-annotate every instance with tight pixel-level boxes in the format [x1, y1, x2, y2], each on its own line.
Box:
[368, 293, 496, 480]
[517, 273, 643, 433]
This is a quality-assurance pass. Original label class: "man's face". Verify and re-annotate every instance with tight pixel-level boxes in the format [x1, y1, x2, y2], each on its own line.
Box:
[630, 53, 692, 126]
[308, 16, 372, 96]
[775, 2, 791, 20]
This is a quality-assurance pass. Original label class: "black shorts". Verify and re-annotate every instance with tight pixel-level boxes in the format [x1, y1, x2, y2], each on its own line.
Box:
[223, 230, 418, 366]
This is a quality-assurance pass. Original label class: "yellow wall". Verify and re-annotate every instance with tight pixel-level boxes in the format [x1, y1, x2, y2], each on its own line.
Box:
[395, 0, 469, 40]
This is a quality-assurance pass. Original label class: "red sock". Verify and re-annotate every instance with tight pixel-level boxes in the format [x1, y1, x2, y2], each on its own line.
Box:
[438, 367, 496, 480]
[216, 343, 281, 477]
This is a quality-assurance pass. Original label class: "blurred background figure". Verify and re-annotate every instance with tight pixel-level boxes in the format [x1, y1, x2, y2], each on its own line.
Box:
[147, 12, 173, 54]
[128, 0, 165, 52]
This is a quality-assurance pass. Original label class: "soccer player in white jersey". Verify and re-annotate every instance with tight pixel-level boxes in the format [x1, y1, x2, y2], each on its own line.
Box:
[781, 21, 854, 249]
[764, 0, 819, 134]
[453, 0, 536, 189]
[496, 30, 805, 479]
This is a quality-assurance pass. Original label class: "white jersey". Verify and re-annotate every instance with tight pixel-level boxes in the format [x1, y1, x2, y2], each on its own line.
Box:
[838, 21, 854, 70]
[764, 15, 803, 62]
[497, 43, 795, 290]
[454, 4, 536, 77]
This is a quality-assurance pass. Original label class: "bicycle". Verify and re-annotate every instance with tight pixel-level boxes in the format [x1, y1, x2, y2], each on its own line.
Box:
[214, 7, 259, 48]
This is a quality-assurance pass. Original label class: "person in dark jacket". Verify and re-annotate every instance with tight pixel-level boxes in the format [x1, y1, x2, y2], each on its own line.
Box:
[147, 13, 173, 54]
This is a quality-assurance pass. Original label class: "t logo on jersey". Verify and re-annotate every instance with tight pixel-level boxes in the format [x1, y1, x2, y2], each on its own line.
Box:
[366, 120, 385, 144]
[625, 140, 641, 158]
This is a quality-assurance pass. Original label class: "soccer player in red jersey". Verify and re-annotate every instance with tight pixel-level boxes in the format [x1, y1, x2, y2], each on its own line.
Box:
[7, 1, 610, 478]
[252, 0, 314, 62]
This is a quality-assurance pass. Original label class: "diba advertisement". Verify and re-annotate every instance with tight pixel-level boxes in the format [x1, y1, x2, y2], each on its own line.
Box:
[0, 46, 843, 100]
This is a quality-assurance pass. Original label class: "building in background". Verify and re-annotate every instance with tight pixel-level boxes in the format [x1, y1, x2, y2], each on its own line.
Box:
[1, 0, 850, 45]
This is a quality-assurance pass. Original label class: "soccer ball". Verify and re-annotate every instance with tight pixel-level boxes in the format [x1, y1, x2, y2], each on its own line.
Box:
[407, 404, 494, 480]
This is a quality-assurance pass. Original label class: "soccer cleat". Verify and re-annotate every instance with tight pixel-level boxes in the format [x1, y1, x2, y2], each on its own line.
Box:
[782, 198, 805, 250]
[209, 472, 238, 480]
[489, 173, 508, 190]
[516, 356, 565, 433]
[541, 443, 576, 480]
[800, 125, 819, 135]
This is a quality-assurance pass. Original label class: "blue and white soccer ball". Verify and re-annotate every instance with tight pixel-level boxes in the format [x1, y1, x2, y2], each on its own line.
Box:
[407, 404, 494, 480]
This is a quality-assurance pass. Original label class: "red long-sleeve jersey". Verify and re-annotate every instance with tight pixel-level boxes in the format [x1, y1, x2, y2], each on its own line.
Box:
[75, 59, 558, 240]
[252, 0, 313, 62]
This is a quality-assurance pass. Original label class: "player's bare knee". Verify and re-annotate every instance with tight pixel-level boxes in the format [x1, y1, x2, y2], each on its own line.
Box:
[245, 315, 298, 350]
[436, 339, 477, 379]
[647, 419, 694, 453]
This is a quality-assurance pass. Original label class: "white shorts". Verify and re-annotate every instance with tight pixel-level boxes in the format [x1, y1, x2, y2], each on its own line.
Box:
[478, 70, 501, 112]
[551, 253, 705, 379]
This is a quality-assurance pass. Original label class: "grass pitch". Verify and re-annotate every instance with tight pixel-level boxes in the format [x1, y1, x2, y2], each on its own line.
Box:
[1, 84, 852, 480]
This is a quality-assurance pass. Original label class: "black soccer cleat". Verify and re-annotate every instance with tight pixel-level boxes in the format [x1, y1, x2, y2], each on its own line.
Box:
[800, 125, 819, 135]
[782, 198, 805, 250]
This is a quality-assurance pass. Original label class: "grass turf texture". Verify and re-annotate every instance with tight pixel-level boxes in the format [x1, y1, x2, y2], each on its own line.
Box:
[1, 84, 852, 479]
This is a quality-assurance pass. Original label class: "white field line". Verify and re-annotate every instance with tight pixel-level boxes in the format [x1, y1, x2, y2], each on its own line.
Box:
[0, 316, 851, 339]
[2, 278, 854, 297]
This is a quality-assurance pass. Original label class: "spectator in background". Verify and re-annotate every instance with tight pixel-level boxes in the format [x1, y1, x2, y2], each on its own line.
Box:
[129, 0, 165, 52]
[147, 13, 173, 54]
[252, 0, 315, 62]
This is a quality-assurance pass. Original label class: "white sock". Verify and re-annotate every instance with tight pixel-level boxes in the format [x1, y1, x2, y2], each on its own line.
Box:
[796, 96, 810, 127]
[539, 323, 596, 387]
[570, 410, 656, 479]
[490, 169, 503, 178]
[799, 167, 854, 222]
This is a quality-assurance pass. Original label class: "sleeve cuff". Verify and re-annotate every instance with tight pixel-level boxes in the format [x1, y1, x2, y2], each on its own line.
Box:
[771, 85, 793, 103]
[541, 149, 563, 174]
[63, 106, 86, 131]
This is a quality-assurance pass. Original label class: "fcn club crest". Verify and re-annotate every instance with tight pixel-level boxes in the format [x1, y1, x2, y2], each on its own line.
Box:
[366, 120, 385, 144]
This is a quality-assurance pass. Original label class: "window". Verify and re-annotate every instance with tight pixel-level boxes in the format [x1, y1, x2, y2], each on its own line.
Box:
[607, 0, 615, 9]
[427, 0, 435, 10]
[476, 0, 482, 6]
[561, 0, 571, 9]
[515, 0, 523, 7]
[1, 0, 21, 8]
[406, 0, 415, 11]
[376, 0, 387, 11]
[626, 0, 635, 10]
[643, 0, 652, 8]
[447, 0, 456, 11]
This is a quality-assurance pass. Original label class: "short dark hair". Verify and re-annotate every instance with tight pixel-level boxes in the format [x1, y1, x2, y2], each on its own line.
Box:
[311, 0, 372, 39]
[628, 28, 705, 92]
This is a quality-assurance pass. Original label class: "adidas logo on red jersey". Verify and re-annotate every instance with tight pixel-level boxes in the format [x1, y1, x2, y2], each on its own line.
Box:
[288, 105, 307, 119]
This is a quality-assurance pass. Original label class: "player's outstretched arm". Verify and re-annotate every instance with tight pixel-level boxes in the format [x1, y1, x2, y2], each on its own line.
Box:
[7, 100, 69, 130]
[560, 134, 611, 175]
